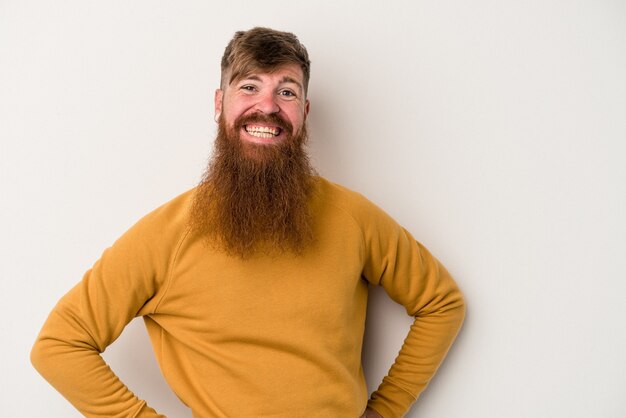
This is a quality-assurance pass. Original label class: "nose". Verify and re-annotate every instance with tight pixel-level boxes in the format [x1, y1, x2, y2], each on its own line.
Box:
[255, 91, 280, 114]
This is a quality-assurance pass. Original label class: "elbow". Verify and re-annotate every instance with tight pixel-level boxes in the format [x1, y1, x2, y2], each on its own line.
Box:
[457, 291, 467, 318]
[439, 286, 466, 331]
[30, 336, 52, 378]
[31, 333, 71, 381]
[451, 288, 467, 327]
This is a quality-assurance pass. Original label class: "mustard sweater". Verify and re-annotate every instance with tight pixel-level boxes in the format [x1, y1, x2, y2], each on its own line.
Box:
[31, 177, 465, 418]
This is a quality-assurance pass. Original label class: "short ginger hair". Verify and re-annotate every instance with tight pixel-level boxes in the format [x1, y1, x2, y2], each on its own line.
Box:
[220, 27, 311, 95]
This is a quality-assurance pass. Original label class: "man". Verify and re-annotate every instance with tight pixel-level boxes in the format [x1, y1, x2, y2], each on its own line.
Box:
[31, 27, 465, 418]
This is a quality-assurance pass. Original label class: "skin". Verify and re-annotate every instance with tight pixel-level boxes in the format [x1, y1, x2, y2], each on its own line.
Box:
[214, 63, 383, 418]
[214, 63, 310, 144]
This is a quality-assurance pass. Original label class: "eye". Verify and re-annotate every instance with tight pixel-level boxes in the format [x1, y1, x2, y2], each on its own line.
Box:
[240, 85, 256, 93]
[279, 89, 296, 98]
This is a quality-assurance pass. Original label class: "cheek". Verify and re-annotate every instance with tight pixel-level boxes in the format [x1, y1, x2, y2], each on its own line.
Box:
[286, 108, 306, 128]
[223, 96, 254, 119]
[224, 108, 249, 128]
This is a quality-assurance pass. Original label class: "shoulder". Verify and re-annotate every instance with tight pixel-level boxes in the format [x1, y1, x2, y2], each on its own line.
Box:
[120, 187, 197, 246]
[313, 177, 401, 237]
[315, 177, 375, 212]
[141, 188, 196, 225]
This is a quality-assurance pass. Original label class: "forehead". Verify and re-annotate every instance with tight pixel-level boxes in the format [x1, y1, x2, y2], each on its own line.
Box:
[231, 63, 304, 86]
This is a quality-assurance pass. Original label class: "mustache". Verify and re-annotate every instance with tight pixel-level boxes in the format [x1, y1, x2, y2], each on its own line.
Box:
[234, 112, 293, 134]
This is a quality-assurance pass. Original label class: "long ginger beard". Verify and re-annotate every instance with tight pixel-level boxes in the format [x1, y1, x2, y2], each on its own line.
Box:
[190, 112, 315, 258]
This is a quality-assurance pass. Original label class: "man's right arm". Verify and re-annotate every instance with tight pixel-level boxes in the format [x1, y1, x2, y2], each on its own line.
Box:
[31, 196, 188, 417]
[31, 328, 164, 417]
[30, 275, 165, 417]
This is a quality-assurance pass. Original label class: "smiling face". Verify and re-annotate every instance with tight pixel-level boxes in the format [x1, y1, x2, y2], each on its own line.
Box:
[192, 64, 315, 257]
[214, 63, 310, 149]
[190, 28, 316, 257]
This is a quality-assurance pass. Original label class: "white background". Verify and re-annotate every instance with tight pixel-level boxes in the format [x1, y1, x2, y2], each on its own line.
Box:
[1, 1, 625, 417]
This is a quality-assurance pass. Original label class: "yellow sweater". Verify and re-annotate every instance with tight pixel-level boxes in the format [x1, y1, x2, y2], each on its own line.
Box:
[31, 177, 465, 418]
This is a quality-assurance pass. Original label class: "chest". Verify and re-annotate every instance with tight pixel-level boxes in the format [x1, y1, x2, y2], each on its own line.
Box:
[155, 226, 368, 340]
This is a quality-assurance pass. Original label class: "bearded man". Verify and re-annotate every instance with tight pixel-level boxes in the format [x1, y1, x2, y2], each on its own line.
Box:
[31, 27, 465, 418]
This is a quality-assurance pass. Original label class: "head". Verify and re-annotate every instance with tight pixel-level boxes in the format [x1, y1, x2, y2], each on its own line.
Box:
[219, 27, 311, 96]
[214, 27, 311, 151]
[191, 28, 316, 258]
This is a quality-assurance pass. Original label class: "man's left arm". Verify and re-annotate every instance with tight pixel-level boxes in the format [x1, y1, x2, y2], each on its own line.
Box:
[362, 213, 466, 418]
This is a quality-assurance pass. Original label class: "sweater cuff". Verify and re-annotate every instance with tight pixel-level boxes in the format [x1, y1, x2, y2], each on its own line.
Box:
[367, 379, 417, 418]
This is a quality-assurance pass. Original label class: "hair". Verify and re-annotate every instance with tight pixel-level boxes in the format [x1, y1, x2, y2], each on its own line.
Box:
[220, 27, 311, 95]
[189, 113, 315, 258]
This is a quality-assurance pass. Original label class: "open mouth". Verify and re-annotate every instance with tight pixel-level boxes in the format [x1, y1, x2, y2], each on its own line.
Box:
[244, 125, 282, 139]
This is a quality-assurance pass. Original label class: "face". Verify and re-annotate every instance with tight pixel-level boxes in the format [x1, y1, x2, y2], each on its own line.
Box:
[191, 63, 315, 257]
[214, 63, 310, 146]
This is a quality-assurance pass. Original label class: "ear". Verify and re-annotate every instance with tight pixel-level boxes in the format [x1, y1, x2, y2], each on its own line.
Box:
[214, 89, 223, 120]
[304, 99, 310, 121]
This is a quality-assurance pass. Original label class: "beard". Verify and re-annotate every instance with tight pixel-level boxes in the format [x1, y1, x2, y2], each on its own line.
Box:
[190, 112, 316, 258]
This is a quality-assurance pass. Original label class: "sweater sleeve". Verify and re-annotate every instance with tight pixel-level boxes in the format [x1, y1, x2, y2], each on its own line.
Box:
[361, 206, 466, 418]
[30, 197, 188, 418]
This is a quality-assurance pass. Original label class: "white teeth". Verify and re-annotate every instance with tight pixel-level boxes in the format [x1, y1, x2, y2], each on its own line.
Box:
[248, 131, 274, 138]
[245, 125, 280, 138]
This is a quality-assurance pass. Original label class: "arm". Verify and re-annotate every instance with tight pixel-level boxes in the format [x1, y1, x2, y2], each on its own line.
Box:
[360, 407, 384, 418]
[362, 212, 466, 417]
[30, 197, 188, 417]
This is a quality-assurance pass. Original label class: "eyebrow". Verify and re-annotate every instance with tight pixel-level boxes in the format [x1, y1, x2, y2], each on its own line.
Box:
[240, 74, 303, 92]
[278, 76, 303, 91]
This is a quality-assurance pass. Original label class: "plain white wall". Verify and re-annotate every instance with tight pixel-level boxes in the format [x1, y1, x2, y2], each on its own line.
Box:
[1, 1, 625, 417]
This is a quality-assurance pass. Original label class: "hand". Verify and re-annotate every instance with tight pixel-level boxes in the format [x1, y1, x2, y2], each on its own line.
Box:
[359, 407, 383, 418]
